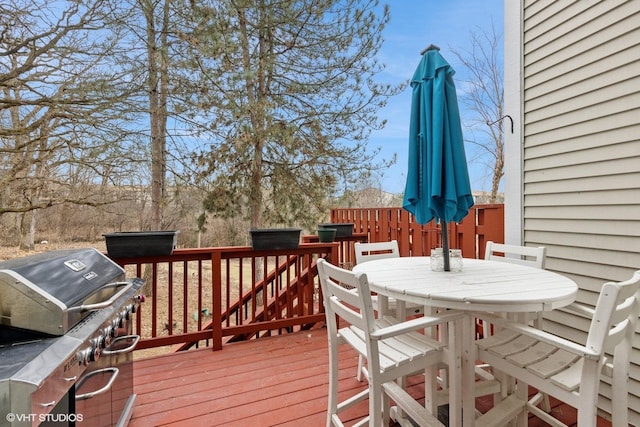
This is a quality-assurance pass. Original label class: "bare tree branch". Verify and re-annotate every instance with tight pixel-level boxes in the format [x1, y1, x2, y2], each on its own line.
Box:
[450, 21, 504, 202]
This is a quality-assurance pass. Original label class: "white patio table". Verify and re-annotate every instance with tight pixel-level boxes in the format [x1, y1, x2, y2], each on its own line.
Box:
[352, 256, 578, 427]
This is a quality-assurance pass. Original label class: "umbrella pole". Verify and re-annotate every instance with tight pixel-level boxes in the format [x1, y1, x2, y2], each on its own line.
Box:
[442, 221, 450, 271]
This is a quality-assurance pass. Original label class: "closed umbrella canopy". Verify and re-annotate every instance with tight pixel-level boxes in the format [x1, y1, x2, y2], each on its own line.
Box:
[402, 46, 474, 269]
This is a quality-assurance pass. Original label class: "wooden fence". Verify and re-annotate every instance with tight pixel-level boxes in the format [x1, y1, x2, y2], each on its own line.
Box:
[331, 204, 504, 259]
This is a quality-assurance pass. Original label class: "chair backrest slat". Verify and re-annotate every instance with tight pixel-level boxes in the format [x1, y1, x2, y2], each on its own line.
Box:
[354, 240, 400, 264]
[485, 241, 546, 269]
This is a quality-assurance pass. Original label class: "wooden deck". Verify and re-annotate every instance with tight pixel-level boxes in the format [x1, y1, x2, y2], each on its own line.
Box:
[130, 328, 612, 427]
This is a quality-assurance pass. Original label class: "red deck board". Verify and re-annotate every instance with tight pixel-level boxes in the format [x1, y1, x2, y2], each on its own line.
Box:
[134, 338, 331, 398]
[130, 328, 611, 427]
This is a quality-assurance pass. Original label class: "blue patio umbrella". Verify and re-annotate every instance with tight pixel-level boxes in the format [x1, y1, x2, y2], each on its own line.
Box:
[402, 45, 474, 271]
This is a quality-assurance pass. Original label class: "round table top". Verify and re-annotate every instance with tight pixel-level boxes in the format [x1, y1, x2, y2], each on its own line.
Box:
[352, 256, 578, 312]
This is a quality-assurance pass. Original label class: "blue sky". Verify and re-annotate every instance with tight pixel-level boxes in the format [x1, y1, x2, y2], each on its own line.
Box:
[368, 0, 504, 194]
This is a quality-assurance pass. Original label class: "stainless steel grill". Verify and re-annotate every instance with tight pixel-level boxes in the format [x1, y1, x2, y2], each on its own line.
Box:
[0, 249, 144, 427]
[0, 248, 131, 336]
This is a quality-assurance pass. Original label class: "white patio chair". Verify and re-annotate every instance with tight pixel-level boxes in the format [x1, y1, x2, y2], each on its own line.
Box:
[354, 240, 424, 318]
[482, 241, 547, 335]
[316, 258, 462, 427]
[474, 270, 640, 427]
[480, 242, 549, 409]
[353, 240, 426, 382]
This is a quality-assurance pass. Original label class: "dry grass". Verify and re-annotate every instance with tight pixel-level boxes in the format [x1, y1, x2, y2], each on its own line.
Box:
[0, 241, 107, 261]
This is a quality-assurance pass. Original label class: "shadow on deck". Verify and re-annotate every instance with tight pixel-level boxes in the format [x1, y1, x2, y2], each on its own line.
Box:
[130, 328, 611, 427]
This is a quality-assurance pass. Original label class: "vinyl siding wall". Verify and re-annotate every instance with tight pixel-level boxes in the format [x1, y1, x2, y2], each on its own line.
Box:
[519, 0, 640, 423]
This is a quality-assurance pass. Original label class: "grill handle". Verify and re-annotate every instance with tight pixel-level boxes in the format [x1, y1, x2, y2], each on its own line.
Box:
[67, 281, 133, 313]
[102, 334, 140, 355]
[75, 367, 119, 400]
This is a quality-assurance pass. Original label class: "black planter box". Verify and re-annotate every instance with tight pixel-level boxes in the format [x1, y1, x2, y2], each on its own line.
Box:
[318, 223, 354, 237]
[104, 231, 178, 258]
[250, 228, 301, 250]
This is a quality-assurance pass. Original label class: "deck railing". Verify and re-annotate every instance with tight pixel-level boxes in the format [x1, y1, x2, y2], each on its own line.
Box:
[114, 204, 503, 353]
[114, 237, 365, 352]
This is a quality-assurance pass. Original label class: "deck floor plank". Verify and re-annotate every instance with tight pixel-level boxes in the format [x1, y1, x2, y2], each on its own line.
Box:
[130, 328, 610, 427]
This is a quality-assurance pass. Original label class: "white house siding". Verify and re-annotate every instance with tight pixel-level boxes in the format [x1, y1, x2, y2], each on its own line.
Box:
[507, 0, 640, 423]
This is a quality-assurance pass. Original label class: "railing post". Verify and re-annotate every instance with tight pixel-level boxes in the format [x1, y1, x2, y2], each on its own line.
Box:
[211, 250, 223, 350]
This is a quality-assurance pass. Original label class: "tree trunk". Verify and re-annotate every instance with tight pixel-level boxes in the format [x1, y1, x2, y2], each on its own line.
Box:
[20, 211, 36, 251]
[144, 0, 168, 231]
[141, 0, 171, 296]
[490, 133, 504, 203]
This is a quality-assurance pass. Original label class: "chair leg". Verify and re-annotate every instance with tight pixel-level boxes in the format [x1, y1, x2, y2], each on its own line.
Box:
[327, 339, 340, 427]
[541, 393, 551, 413]
[531, 314, 551, 413]
[369, 379, 383, 427]
[382, 388, 391, 426]
[576, 361, 600, 427]
[424, 367, 439, 415]
[357, 354, 365, 382]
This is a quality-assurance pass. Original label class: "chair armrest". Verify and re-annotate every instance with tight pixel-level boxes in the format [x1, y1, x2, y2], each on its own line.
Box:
[474, 312, 600, 360]
[371, 310, 465, 341]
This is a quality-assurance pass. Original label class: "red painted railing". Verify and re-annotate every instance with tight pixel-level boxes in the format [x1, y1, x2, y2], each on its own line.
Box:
[114, 239, 362, 352]
[115, 205, 503, 353]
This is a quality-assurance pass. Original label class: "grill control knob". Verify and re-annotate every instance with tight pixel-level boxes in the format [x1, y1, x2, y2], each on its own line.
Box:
[118, 312, 128, 330]
[77, 349, 89, 365]
[112, 317, 123, 330]
[90, 346, 100, 362]
[89, 337, 103, 356]
[101, 327, 113, 347]
[77, 346, 100, 365]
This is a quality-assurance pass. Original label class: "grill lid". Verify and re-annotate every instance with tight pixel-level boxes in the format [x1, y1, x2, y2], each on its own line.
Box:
[0, 248, 127, 335]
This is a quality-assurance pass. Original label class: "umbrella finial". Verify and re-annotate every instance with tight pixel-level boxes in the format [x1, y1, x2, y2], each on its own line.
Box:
[420, 44, 440, 55]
